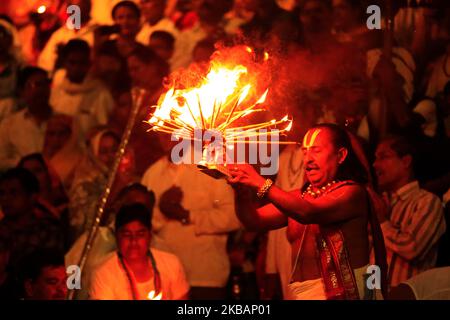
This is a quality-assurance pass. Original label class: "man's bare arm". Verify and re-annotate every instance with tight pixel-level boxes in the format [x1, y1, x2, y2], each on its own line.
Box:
[234, 185, 288, 232]
[265, 184, 366, 225]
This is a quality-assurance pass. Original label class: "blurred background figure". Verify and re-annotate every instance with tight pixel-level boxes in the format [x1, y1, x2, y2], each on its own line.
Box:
[17, 153, 69, 219]
[43, 114, 85, 190]
[0, 66, 52, 171]
[136, 0, 178, 45]
[69, 129, 136, 244]
[95, 1, 143, 60]
[50, 39, 114, 142]
[18, 249, 67, 300]
[388, 267, 450, 300]
[149, 31, 175, 65]
[171, 0, 233, 70]
[0, 235, 17, 299]
[0, 168, 65, 269]
[141, 134, 241, 300]
[0, 23, 22, 123]
[38, 0, 97, 74]
[192, 38, 215, 64]
[126, 46, 167, 175]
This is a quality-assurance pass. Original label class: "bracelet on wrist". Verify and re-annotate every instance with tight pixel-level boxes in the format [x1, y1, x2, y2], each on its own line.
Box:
[256, 179, 274, 199]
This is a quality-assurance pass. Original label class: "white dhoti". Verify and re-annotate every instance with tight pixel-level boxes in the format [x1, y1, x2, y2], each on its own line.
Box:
[287, 265, 381, 300]
[287, 278, 327, 300]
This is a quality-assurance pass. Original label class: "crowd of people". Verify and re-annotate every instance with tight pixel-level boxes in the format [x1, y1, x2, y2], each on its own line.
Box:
[0, 0, 449, 300]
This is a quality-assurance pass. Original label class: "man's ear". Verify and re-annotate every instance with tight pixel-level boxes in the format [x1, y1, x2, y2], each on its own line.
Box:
[24, 279, 34, 298]
[402, 154, 413, 171]
[338, 147, 348, 164]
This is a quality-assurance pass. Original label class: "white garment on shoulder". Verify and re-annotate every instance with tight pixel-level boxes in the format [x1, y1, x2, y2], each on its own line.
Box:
[136, 18, 181, 72]
[65, 226, 117, 300]
[0, 109, 47, 170]
[38, 21, 98, 72]
[141, 156, 241, 287]
[170, 23, 207, 70]
[50, 76, 114, 140]
[90, 248, 190, 300]
[404, 267, 450, 300]
[136, 18, 179, 45]
[265, 145, 304, 299]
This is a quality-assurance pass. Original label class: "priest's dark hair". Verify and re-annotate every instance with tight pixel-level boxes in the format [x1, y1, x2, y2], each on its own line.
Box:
[309, 123, 369, 185]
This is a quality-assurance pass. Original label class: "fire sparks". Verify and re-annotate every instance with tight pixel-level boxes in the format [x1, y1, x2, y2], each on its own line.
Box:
[147, 290, 162, 300]
[147, 48, 293, 145]
[37, 5, 47, 14]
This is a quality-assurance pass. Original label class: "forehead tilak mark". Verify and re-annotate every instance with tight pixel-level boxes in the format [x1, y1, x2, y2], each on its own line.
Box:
[303, 129, 322, 149]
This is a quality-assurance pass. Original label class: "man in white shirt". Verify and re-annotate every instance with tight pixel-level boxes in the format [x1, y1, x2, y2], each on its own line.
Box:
[373, 135, 446, 287]
[171, 0, 232, 70]
[265, 144, 304, 299]
[0, 67, 53, 171]
[38, 0, 98, 73]
[136, 0, 179, 45]
[136, 0, 179, 70]
[50, 39, 113, 141]
[141, 138, 241, 299]
[90, 203, 190, 300]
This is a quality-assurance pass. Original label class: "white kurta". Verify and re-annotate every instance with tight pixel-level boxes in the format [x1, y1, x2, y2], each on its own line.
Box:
[0, 108, 47, 170]
[136, 18, 179, 45]
[141, 156, 241, 288]
[404, 267, 450, 300]
[37, 21, 98, 73]
[50, 77, 114, 140]
[136, 18, 181, 72]
[265, 145, 304, 299]
[170, 23, 207, 71]
[90, 249, 190, 300]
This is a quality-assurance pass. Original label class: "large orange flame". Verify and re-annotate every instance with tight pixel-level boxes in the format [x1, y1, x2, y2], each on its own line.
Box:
[147, 49, 292, 143]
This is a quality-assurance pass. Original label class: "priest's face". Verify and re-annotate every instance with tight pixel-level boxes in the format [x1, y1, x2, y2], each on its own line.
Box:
[302, 128, 347, 188]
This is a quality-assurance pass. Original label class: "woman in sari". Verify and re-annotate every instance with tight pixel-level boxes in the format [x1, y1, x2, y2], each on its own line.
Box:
[69, 128, 136, 244]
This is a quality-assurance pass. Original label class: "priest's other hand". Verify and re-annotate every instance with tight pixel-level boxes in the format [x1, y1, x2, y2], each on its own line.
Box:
[227, 163, 265, 190]
[159, 186, 190, 222]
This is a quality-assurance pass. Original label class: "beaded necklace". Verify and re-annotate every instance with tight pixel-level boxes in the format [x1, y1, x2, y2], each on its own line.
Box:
[118, 250, 161, 300]
[301, 180, 339, 198]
